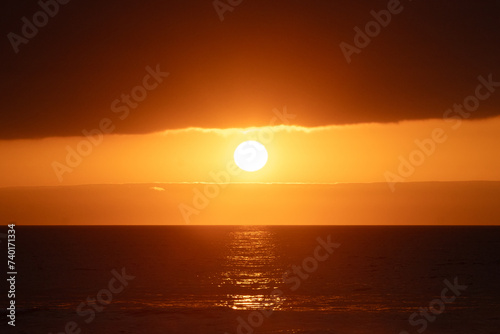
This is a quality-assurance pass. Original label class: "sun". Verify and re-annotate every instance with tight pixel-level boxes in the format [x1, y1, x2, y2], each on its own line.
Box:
[234, 141, 268, 172]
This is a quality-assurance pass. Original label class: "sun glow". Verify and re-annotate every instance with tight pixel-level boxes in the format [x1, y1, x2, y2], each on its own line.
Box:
[234, 141, 268, 172]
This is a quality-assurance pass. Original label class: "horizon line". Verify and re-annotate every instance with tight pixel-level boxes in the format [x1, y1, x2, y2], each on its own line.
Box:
[1, 179, 499, 190]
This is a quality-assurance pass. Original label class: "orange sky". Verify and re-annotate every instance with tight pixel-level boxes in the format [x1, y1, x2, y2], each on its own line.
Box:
[2, 2, 500, 226]
[1, 116, 499, 188]
[1, 181, 498, 225]
[2, 116, 499, 225]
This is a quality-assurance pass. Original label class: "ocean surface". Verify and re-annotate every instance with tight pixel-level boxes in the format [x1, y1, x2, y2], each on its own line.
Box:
[3, 225, 500, 333]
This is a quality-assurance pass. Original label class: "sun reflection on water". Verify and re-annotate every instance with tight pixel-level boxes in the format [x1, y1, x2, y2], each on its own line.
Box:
[214, 226, 286, 310]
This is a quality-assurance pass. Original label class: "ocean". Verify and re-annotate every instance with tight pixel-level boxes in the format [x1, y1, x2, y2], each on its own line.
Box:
[3, 225, 500, 333]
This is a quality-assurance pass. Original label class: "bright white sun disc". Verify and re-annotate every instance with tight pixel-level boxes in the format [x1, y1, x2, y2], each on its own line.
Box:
[234, 141, 268, 172]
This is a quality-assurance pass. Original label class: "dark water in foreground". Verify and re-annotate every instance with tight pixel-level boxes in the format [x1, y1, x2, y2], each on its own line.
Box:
[3, 226, 500, 333]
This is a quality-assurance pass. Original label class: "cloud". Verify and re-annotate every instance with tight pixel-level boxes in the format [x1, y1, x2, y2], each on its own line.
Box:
[2, 2, 500, 140]
[150, 187, 166, 192]
[155, 116, 500, 136]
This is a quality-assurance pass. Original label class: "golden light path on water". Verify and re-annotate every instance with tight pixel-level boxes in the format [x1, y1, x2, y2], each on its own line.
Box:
[215, 226, 286, 310]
